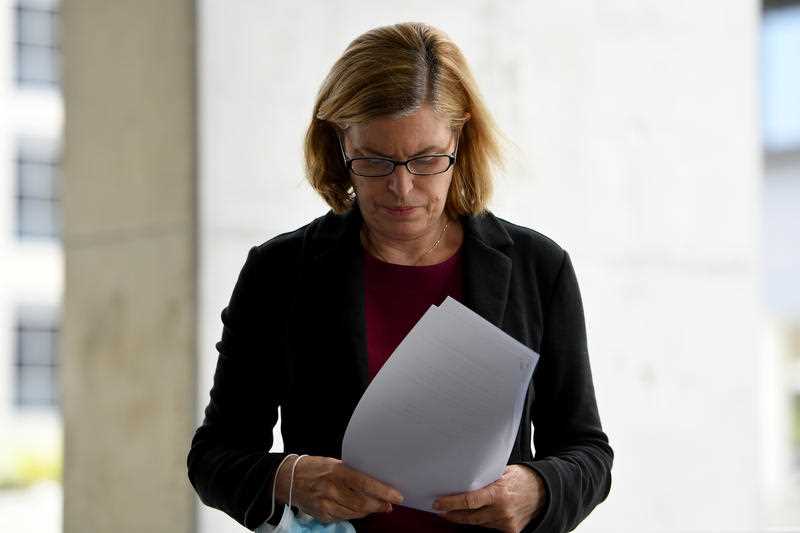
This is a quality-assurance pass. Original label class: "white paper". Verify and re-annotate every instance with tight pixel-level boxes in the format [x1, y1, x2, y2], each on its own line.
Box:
[341, 297, 539, 513]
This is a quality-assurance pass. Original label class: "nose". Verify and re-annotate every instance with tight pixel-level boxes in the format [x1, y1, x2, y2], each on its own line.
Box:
[386, 164, 415, 199]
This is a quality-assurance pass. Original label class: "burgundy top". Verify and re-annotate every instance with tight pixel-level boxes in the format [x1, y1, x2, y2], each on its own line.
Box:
[355, 247, 484, 532]
[363, 248, 464, 382]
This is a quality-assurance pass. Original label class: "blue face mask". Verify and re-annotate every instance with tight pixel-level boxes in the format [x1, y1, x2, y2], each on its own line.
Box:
[256, 505, 356, 533]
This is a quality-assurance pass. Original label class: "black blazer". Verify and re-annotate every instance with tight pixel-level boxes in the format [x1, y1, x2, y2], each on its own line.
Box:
[187, 208, 613, 532]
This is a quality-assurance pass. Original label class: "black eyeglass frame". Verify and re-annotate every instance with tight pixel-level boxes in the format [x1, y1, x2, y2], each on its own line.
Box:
[337, 130, 460, 179]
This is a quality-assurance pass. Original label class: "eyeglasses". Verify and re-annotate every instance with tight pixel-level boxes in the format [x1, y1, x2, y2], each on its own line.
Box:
[338, 131, 459, 179]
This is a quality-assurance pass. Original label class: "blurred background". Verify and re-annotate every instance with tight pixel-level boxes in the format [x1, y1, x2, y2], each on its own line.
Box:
[0, 0, 797, 532]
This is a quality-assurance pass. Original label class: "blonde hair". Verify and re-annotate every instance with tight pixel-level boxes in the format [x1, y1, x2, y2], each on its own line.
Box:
[304, 22, 503, 215]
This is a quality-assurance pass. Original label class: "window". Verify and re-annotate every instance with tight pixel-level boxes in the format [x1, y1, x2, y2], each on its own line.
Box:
[762, 2, 800, 527]
[762, 3, 800, 152]
[16, 138, 61, 240]
[14, 306, 60, 409]
[14, 0, 61, 88]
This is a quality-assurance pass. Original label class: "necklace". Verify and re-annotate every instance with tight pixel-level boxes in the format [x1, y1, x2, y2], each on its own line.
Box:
[364, 219, 450, 266]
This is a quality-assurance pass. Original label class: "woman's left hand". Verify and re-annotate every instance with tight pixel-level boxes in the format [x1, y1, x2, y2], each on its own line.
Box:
[432, 464, 546, 532]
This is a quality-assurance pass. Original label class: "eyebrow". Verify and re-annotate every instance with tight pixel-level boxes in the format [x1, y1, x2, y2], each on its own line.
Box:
[352, 144, 448, 158]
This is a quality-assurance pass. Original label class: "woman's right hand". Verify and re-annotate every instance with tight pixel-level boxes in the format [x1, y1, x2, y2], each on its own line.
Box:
[275, 455, 404, 523]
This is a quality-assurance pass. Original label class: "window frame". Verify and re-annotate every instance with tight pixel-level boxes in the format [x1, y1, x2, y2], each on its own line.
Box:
[13, 305, 61, 410]
[15, 137, 62, 241]
[14, 0, 61, 89]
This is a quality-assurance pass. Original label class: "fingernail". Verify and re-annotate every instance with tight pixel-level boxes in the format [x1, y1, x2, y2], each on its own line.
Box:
[385, 503, 393, 513]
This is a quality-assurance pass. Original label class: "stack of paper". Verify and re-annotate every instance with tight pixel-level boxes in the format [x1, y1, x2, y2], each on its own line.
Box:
[341, 297, 540, 513]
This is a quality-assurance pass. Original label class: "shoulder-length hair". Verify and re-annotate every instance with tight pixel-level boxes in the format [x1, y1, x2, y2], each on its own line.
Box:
[304, 22, 503, 216]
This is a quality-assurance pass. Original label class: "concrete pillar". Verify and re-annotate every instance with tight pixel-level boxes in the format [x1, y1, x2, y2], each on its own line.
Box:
[61, 2, 196, 532]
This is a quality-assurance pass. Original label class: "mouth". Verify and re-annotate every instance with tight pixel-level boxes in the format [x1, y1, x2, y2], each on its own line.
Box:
[383, 206, 418, 215]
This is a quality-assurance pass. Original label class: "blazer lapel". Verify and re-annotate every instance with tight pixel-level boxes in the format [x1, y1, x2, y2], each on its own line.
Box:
[339, 238, 369, 396]
[306, 209, 370, 403]
[461, 213, 514, 329]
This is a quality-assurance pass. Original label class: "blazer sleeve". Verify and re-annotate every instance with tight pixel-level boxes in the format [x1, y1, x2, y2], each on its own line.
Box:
[512, 250, 613, 532]
[187, 245, 292, 530]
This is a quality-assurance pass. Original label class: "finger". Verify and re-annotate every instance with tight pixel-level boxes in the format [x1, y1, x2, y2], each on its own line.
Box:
[344, 470, 403, 504]
[434, 484, 496, 512]
[334, 483, 393, 516]
[339, 465, 404, 504]
[311, 497, 372, 524]
[330, 494, 393, 522]
[440, 505, 499, 527]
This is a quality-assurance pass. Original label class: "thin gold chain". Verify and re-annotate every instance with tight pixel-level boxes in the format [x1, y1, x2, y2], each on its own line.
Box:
[364, 219, 450, 266]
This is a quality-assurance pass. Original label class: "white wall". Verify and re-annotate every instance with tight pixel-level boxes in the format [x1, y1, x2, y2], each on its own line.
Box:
[197, 2, 763, 531]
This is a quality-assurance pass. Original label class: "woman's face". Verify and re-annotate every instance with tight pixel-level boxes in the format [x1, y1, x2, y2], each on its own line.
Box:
[342, 103, 456, 243]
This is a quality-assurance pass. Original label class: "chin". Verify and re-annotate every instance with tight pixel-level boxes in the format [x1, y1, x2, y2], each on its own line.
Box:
[363, 205, 437, 236]
[375, 218, 428, 238]
[382, 221, 424, 236]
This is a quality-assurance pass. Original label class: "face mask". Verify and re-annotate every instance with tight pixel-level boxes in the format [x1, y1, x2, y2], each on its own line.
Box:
[256, 505, 356, 533]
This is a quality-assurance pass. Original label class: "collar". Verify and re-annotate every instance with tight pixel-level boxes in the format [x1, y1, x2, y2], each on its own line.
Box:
[305, 206, 514, 263]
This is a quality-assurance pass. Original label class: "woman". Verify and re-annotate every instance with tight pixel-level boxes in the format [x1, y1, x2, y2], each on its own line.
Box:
[187, 22, 613, 533]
